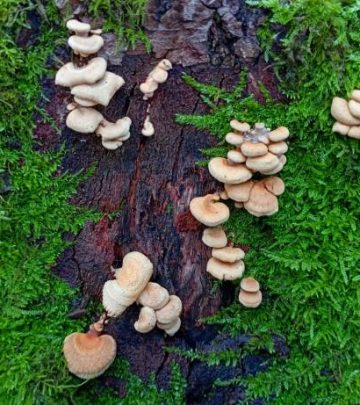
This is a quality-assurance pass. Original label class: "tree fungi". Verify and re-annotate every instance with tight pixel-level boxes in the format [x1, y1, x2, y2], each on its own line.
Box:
[189, 194, 230, 226]
[206, 257, 245, 280]
[331, 94, 360, 139]
[138, 282, 170, 310]
[239, 277, 262, 308]
[202, 227, 227, 248]
[139, 59, 172, 100]
[134, 306, 157, 333]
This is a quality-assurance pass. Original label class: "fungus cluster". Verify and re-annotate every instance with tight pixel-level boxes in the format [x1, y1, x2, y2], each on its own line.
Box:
[55, 19, 131, 150]
[239, 277, 262, 308]
[331, 93, 360, 139]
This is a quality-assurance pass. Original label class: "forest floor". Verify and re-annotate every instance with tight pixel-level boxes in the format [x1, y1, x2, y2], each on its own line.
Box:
[1, 0, 360, 404]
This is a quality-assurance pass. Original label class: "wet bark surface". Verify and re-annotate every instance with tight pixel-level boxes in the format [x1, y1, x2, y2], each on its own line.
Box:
[41, 0, 286, 402]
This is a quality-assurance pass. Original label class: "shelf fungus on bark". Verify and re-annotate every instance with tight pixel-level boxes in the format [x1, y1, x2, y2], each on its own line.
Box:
[68, 34, 104, 57]
[239, 277, 262, 308]
[63, 322, 116, 379]
[137, 282, 170, 310]
[66, 107, 104, 133]
[331, 94, 360, 139]
[96, 117, 132, 150]
[202, 227, 227, 248]
[206, 257, 245, 280]
[141, 115, 155, 137]
[190, 194, 230, 226]
[134, 306, 157, 333]
[139, 59, 173, 100]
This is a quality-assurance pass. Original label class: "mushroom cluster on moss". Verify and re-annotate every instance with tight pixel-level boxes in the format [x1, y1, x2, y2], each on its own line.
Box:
[55, 19, 131, 150]
[239, 277, 262, 308]
[331, 93, 360, 139]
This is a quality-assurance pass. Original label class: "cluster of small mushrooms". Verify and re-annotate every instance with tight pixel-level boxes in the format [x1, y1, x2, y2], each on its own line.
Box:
[63, 252, 182, 379]
[55, 19, 131, 150]
[190, 120, 289, 308]
[331, 93, 360, 139]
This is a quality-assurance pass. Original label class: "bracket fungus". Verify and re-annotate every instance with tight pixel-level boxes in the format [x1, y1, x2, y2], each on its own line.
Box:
[155, 295, 182, 324]
[239, 277, 262, 308]
[202, 227, 227, 248]
[138, 282, 170, 310]
[63, 323, 116, 379]
[140, 59, 172, 100]
[208, 157, 252, 184]
[212, 246, 245, 263]
[134, 306, 157, 333]
[68, 34, 104, 57]
[66, 19, 91, 36]
[157, 317, 181, 336]
[331, 94, 360, 139]
[190, 194, 230, 226]
[66, 107, 104, 133]
[96, 117, 132, 150]
[206, 257, 245, 280]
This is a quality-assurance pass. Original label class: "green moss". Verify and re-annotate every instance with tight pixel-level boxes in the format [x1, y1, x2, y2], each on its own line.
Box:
[176, 1, 360, 403]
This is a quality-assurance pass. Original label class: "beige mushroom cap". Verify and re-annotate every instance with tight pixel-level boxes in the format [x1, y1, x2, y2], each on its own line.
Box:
[244, 182, 279, 217]
[96, 117, 132, 141]
[74, 96, 97, 107]
[158, 59, 173, 71]
[212, 247, 245, 263]
[102, 279, 128, 317]
[230, 120, 250, 133]
[140, 78, 159, 95]
[268, 141, 288, 155]
[63, 329, 116, 379]
[71, 72, 125, 107]
[224, 181, 253, 202]
[240, 277, 260, 293]
[331, 97, 360, 126]
[102, 138, 124, 150]
[348, 99, 360, 118]
[240, 142, 268, 157]
[150, 67, 169, 84]
[268, 127, 290, 142]
[246, 152, 279, 173]
[66, 19, 91, 36]
[141, 116, 155, 136]
[207, 257, 245, 280]
[332, 122, 350, 135]
[239, 290, 262, 308]
[134, 306, 157, 333]
[66, 107, 104, 133]
[55, 57, 107, 87]
[263, 176, 285, 196]
[202, 227, 227, 248]
[156, 295, 182, 324]
[138, 282, 170, 310]
[351, 89, 360, 102]
[159, 317, 181, 336]
[261, 154, 287, 175]
[209, 157, 252, 184]
[68, 34, 104, 56]
[225, 132, 244, 146]
[227, 150, 246, 163]
[348, 126, 360, 139]
[190, 194, 230, 227]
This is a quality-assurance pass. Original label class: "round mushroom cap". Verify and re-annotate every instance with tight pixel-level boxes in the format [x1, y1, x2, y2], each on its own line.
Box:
[240, 277, 260, 292]
[138, 282, 170, 310]
[190, 194, 230, 227]
[261, 155, 287, 175]
[160, 317, 181, 336]
[239, 290, 262, 308]
[348, 126, 360, 139]
[332, 121, 350, 135]
[206, 257, 245, 280]
[68, 34, 104, 56]
[134, 306, 157, 333]
[246, 152, 279, 173]
[268, 127, 290, 142]
[158, 59, 173, 71]
[202, 227, 227, 248]
[71, 72, 125, 107]
[156, 295, 182, 324]
[227, 150, 246, 163]
[66, 19, 91, 36]
[140, 79, 159, 94]
[150, 67, 168, 83]
[74, 96, 97, 107]
[240, 142, 268, 157]
[209, 157, 252, 184]
[212, 247, 245, 263]
[55, 57, 107, 87]
[66, 107, 104, 133]
[96, 117, 132, 140]
[348, 99, 360, 118]
[63, 330, 116, 379]
[142, 116, 155, 136]
[230, 120, 250, 133]
[102, 138, 123, 150]
[244, 182, 279, 217]
[331, 97, 360, 126]
[225, 132, 244, 145]
[263, 176, 285, 196]
[268, 141, 288, 155]
[351, 89, 360, 102]
[224, 181, 254, 202]
[102, 279, 128, 317]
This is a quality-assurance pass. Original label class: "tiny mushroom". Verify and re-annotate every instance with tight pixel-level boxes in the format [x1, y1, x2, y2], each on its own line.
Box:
[102, 279, 128, 317]
[263, 176, 285, 196]
[66, 107, 104, 133]
[268, 127, 290, 142]
[134, 306, 157, 333]
[206, 257, 245, 280]
[66, 19, 91, 36]
[239, 277, 262, 308]
[157, 317, 181, 336]
[139, 79, 158, 100]
[230, 120, 250, 133]
[268, 141, 288, 155]
[225, 132, 244, 146]
[212, 246, 245, 263]
[208, 157, 252, 184]
[68, 34, 104, 57]
[202, 227, 227, 248]
[141, 115, 155, 137]
[156, 295, 182, 324]
[190, 194, 230, 227]
[227, 150, 246, 163]
[96, 117, 131, 141]
[348, 126, 360, 139]
[240, 142, 268, 157]
[224, 181, 254, 202]
[331, 97, 360, 126]
[138, 282, 170, 310]
[332, 122, 350, 136]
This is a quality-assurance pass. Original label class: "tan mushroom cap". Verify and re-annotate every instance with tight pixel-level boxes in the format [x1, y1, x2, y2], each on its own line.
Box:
[348, 99, 360, 118]
[246, 152, 279, 173]
[157, 59, 173, 71]
[138, 282, 170, 310]
[202, 227, 227, 248]
[230, 120, 250, 133]
[66, 107, 104, 133]
[206, 257, 245, 280]
[331, 97, 360, 126]
[261, 155, 286, 175]
[74, 96, 97, 107]
[63, 328, 116, 379]
[239, 290, 262, 308]
[159, 317, 181, 336]
[96, 117, 132, 141]
[351, 89, 360, 102]
[244, 182, 279, 217]
[225, 132, 244, 145]
[150, 67, 169, 83]
[224, 181, 254, 202]
[101, 138, 124, 150]
[212, 247, 245, 263]
[219, 190, 229, 200]
[209, 157, 252, 184]
[102, 279, 128, 317]
[240, 142, 268, 157]
[190, 194, 230, 226]
[348, 126, 360, 139]
[263, 176, 285, 196]
[55, 57, 107, 87]
[268, 141, 288, 155]
[142, 116, 155, 136]
[240, 277, 260, 293]
[156, 295, 182, 324]
[227, 150, 246, 163]
[140, 78, 159, 94]
[66, 19, 91, 36]
[68, 34, 104, 56]
[268, 127, 290, 142]
[332, 122, 350, 135]
[134, 306, 157, 333]
[71, 72, 125, 107]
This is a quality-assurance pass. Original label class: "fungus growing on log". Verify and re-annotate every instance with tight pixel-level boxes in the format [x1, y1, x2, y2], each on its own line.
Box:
[331, 93, 360, 139]
[141, 115, 155, 136]
[134, 306, 157, 333]
[202, 227, 227, 248]
[190, 194, 230, 226]
[206, 257, 245, 280]
[239, 277, 262, 308]
[140, 59, 172, 100]
[138, 282, 170, 310]
[68, 34, 104, 57]
[155, 295, 182, 324]
[66, 107, 104, 134]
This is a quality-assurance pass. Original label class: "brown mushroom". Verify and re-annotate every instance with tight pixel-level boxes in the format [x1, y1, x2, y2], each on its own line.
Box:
[190, 194, 230, 226]
[268, 127, 290, 142]
[268, 141, 288, 155]
[227, 150, 246, 163]
[263, 176, 285, 196]
[240, 277, 260, 292]
[332, 122, 350, 135]
[225, 132, 244, 145]
[239, 290, 262, 308]
[230, 120, 250, 133]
